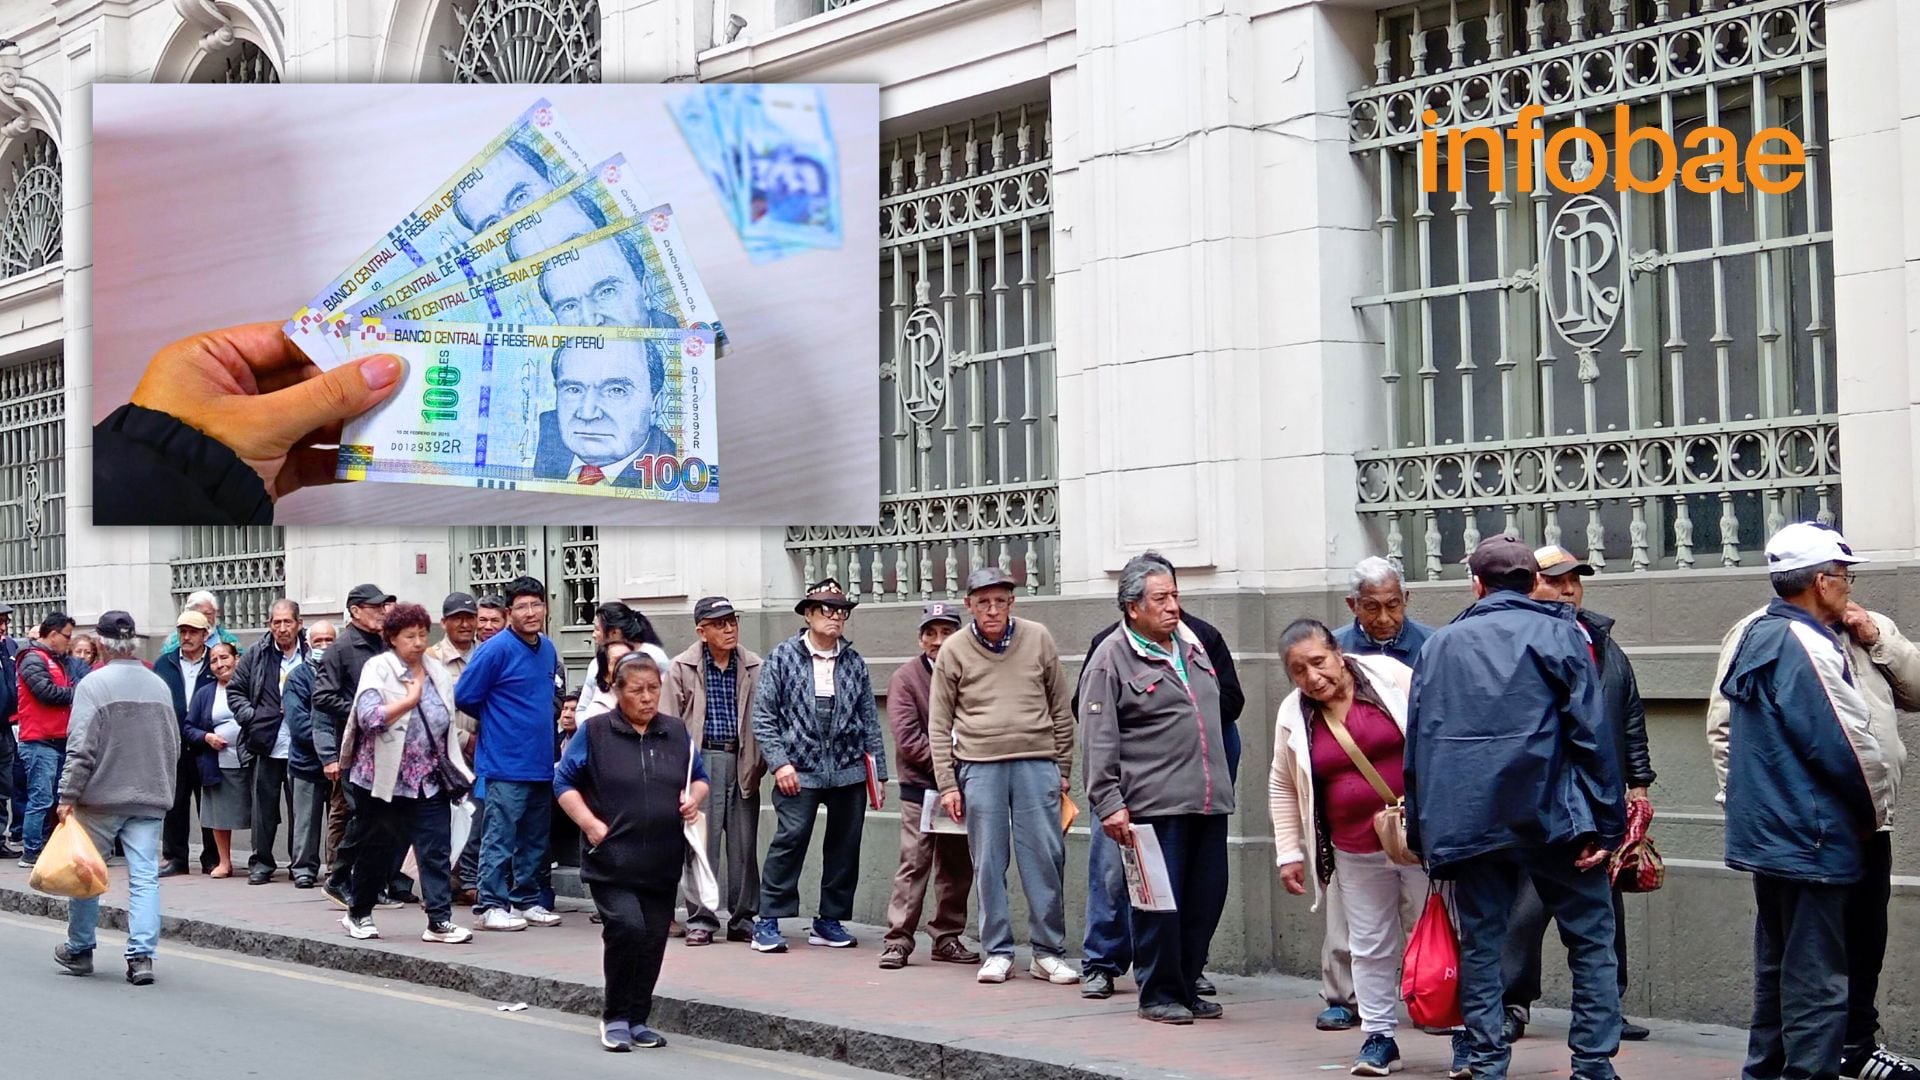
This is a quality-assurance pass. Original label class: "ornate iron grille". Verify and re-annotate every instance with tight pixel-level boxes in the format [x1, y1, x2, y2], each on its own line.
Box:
[170, 527, 287, 633]
[1349, 0, 1836, 578]
[0, 354, 65, 628]
[206, 40, 281, 84]
[0, 131, 60, 279]
[786, 103, 1057, 601]
[441, 0, 601, 84]
[453, 526, 598, 628]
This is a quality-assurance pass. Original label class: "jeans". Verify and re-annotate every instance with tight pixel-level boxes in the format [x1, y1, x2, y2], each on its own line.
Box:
[456, 793, 485, 890]
[1083, 826, 1134, 977]
[66, 813, 163, 959]
[958, 759, 1066, 960]
[683, 749, 761, 933]
[249, 756, 290, 873]
[590, 883, 675, 1026]
[1503, 877, 1629, 1013]
[1451, 845, 1621, 1080]
[1131, 813, 1230, 1009]
[288, 773, 328, 879]
[1333, 848, 1430, 1035]
[1844, 832, 1892, 1054]
[19, 740, 66, 862]
[1745, 875, 1850, 1080]
[883, 792, 972, 952]
[346, 785, 453, 923]
[759, 782, 866, 920]
[477, 779, 550, 913]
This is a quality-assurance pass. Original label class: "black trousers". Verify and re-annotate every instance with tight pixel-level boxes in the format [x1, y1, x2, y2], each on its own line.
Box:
[759, 782, 866, 920]
[1502, 878, 1629, 1011]
[1745, 874, 1850, 1080]
[1131, 813, 1230, 1009]
[590, 883, 676, 1025]
[345, 784, 452, 923]
[249, 756, 290, 873]
[1844, 832, 1892, 1054]
[329, 782, 412, 896]
[163, 751, 217, 870]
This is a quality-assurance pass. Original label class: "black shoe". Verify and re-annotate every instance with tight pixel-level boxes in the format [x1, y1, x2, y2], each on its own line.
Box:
[1193, 974, 1217, 997]
[322, 881, 350, 909]
[247, 867, 274, 886]
[1501, 1005, 1527, 1044]
[1189, 999, 1224, 1020]
[53, 944, 93, 976]
[1316, 1003, 1359, 1030]
[292, 874, 317, 889]
[126, 956, 154, 986]
[1082, 970, 1116, 999]
[0, 842, 20, 860]
[1620, 1021, 1650, 1042]
[726, 923, 754, 943]
[1842, 1045, 1920, 1080]
[1138, 1002, 1194, 1025]
[382, 889, 417, 907]
[158, 861, 189, 879]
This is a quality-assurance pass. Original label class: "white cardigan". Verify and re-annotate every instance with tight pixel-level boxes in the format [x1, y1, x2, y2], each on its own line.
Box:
[350, 651, 475, 802]
[1267, 653, 1413, 912]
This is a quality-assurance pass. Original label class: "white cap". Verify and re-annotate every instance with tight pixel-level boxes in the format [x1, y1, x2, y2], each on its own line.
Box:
[1764, 522, 1867, 574]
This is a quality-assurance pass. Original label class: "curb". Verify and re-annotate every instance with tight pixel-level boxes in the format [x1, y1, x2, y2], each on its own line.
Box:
[0, 884, 1117, 1080]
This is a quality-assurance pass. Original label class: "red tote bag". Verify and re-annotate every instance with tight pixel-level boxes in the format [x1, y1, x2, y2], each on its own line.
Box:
[1401, 883, 1463, 1029]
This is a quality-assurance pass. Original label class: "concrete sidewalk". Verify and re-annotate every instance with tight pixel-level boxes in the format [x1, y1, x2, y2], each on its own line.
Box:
[0, 860, 1745, 1080]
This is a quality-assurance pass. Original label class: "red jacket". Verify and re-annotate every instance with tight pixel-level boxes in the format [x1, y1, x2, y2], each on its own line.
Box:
[16, 642, 74, 743]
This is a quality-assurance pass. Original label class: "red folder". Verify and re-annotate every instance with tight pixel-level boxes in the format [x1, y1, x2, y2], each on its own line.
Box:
[863, 753, 883, 810]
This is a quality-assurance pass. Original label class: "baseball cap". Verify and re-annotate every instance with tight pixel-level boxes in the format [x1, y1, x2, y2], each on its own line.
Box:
[175, 609, 212, 631]
[1466, 534, 1539, 581]
[97, 610, 139, 641]
[693, 596, 737, 623]
[347, 583, 395, 608]
[1764, 522, 1868, 574]
[442, 592, 479, 618]
[1534, 544, 1595, 578]
[919, 601, 963, 630]
[965, 567, 1016, 594]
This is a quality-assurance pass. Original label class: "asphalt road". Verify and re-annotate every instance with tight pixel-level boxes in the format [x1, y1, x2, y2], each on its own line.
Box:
[0, 911, 902, 1080]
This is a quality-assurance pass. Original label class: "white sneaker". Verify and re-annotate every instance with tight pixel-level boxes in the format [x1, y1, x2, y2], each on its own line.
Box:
[422, 921, 474, 944]
[977, 955, 1013, 983]
[341, 913, 379, 940]
[477, 908, 528, 932]
[1029, 955, 1079, 985]
[516, 905, 562, 927]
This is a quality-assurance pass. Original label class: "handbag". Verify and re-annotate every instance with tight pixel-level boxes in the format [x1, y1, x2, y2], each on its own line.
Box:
[1609, 797, 1665, 893]
[1401, 882, 1463, 1028]
[1321, 708, 1421, 867]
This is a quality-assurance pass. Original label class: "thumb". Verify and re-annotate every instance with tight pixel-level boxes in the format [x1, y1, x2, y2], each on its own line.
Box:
[254, 354, 404, 443]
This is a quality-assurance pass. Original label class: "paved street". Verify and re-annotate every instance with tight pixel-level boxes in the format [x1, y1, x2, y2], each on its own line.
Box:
[0, 910, 902, 1080]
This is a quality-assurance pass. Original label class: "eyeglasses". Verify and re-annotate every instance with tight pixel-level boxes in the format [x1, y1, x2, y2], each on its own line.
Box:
[702, 616, 740, 628]
[810, 607, 849, 621]
[1823, 569, 1858, 585]
[971, 597, 1013, 612]
[510, 601, 548, 614]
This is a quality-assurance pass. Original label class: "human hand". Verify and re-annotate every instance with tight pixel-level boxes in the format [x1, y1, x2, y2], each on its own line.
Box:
[205, 732, 228, 751]
[774, 764, 800, 796]
[1101, 806, 1132, 843]
[55, 803, 73, 824]
[129, 321, 404, 501]
[1842, 603, 1880, 647]
[1574, 843, 1611, 870]
[1280, 862, 1307, 895]
[323, 761, 342, 781]
[1060, 774, 1071, 794]
[679, 787, 704, 823]
[940, 790, 965, 823]
[582, 817, 609, 848]
[1628, 787, 1650, 804]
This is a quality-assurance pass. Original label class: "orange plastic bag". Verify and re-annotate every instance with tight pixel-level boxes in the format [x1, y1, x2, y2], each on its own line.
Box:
[1401, 883, 1463, 1029]
[28, 815, 111, 899]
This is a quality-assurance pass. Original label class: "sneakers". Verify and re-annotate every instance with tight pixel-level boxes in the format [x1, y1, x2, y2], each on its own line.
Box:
[125, 956, 154, 986]
[374, 891, 407, 910]
[16, 856, 34, 869]
[477, 908, 528, 932]
[53, 943, 93, 976]
[685, 928, 714, 946]
[516, 905, 562, 927]
[1351, 1033, 1401, 1077]
[1082, 969, 1116, 999]
[878, 943, 909, 969]
[1317, 1003, 1359, 1031]
[422, 921, 474, 944]
[631, 1025, 667, 1049]
[1844, 1045, 1920, 1080]
[321, 880, 350, 910]
[600, 1019, 632, 1053]
[1448, 1031, 1474, 1080]
[341, 913, 380, 940]
[808, 918, 856, 948]
[1138, 1002, 1194, 1024]
[1029, 955, 1079, 984]
[977, 955, 1013, 983]
[751, 917, 789, 953]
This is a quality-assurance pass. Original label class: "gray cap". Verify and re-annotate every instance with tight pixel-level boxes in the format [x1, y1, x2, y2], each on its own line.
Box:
[965, 567, 1016, 595]
[919, 601, 963, 630]
[0, 601, 12, 616]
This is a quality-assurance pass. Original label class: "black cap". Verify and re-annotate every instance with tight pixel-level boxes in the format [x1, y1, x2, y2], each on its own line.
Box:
[1467, 534, 1540, 582]
[442, 592, 479, 617]
[693, 596, 737, 623]
[97, 610, 139, 641]
[347, 583, 395, 608]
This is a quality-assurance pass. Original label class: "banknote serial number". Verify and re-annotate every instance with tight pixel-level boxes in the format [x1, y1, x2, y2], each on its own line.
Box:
[389, 438, 465, 455]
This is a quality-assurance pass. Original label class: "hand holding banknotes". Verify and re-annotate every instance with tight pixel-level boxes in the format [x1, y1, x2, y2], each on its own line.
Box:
[129, 321, 404, 501]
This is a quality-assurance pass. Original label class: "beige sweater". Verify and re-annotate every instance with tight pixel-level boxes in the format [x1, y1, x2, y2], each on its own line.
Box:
[928, 619, 1075, 793]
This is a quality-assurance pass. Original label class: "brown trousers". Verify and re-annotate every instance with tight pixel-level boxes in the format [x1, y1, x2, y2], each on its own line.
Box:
[883, 794, 973, 953]
[323, 778, 349, 874]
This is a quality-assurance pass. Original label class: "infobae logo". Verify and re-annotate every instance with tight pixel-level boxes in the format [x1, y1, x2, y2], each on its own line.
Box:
[1420, 103, 1807, 195]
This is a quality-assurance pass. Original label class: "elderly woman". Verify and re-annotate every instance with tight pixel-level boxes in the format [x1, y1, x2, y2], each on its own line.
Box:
[1269, 618, 1429, 1077]
[184, 642, 250, 877]
[556, 653, 709, 1052]
[1078, 554, 1235, 1025]
[69, 633, 104, 673]
[338, 602, 475, 945]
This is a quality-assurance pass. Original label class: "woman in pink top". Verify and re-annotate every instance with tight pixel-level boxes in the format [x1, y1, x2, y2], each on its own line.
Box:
[1269, 619, 1430, 1078]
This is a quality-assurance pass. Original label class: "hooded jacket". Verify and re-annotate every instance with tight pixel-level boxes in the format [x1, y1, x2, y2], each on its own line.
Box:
[1717, 599, 1895, 884]
[1404, 590, 1623, 873]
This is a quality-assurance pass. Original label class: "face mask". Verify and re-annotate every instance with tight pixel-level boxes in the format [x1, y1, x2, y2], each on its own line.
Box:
[309, 645, 328, 664]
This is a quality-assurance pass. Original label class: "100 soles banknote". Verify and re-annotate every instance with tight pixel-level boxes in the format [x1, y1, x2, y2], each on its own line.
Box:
[289, 318, 719, 502]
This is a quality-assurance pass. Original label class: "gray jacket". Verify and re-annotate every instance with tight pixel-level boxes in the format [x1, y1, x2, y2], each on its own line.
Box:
[1078, 625, 1234, 821]
[58, 659, 180, 819]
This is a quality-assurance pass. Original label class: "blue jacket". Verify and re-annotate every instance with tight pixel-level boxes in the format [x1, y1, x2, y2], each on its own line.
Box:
[455, 629, 565, 783]
[1720, 599, 1894, 884]
[154, 646, 217, 728]
[751, 630, 887, 789]
[1404, 591, 1623, 873]
[281, 661, 324, 780]
[181, 682, 233, 790]
[1335, 616, 1435, 667]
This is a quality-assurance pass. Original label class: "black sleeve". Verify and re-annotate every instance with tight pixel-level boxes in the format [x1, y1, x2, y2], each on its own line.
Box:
[20, 651, 73, 708]
[1070, 623, 1119, 717]
[311, 646, 350, 731]
[228, 647, 260, 728]
[1611, 640, 1656, 788]
[92, 403, 274, 526]
[1195, 619, 1246, 727]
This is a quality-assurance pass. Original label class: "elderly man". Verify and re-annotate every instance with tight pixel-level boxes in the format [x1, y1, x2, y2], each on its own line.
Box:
[666, 596, 767, 946]
[281, 620, 335, 888]
[929, 567, 1077, 986]
[155, 610, 218, 877]
[51, 611, 179, 986]
[1502, 547, 1657, 1043]
[1080, 556, 1234, 1023]
[750, 578, 887, 954]
[533, 341, 678, 484]
[429, 593, 484, 904]
[314, 583, 405, 907]
[879, 601, 979, 970]
[1406, 535, 1625, 1080]
[227, 598, 309, 885]
[1709, 523, 1907, 1080]
[162, 590, 240, 652]
[476, 596, 508, 643]
[15, 612, 77, 869]
[0, 601, 21, 860]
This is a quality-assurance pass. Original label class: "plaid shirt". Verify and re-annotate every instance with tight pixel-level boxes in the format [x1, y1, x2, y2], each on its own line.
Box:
[703, 649, 740, 744]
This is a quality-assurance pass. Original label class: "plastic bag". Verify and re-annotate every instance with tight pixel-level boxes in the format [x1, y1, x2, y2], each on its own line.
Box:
[1401, 883, 1463, 1029]
[29, 815, 111, 899]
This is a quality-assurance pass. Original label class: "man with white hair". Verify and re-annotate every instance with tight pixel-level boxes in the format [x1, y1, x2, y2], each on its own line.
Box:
[162, 590, 240, 652]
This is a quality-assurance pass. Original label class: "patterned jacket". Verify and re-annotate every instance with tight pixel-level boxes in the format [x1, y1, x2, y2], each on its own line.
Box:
[751, 630, 887, 790]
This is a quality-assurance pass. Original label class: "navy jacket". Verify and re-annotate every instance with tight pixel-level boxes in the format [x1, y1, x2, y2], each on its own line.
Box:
[154, 646, 218, 728]
[1404, 591, 1623, 873]
[281, 661, 324, 781]
[0, 636, 17, 723]
[1334, 616, 1435, 667]
[181, 682, 233, 790]
[1721, 599, 1894, 884]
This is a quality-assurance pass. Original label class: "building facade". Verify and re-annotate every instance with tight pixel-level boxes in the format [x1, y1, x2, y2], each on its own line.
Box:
[3, 0, 1918, 1039]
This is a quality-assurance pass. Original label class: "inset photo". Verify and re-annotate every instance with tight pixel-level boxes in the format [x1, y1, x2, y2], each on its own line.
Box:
[90, 83, 878, 526]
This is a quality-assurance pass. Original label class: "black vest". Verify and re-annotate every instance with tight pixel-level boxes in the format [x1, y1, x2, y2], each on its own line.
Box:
[577, 710, 694, 891]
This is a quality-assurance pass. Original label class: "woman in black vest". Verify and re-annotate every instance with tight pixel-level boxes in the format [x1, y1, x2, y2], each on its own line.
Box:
[555, 652, 709, 1052]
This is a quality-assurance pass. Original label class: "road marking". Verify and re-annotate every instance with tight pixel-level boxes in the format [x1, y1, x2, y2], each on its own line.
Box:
[0, 912, 858, 1080]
